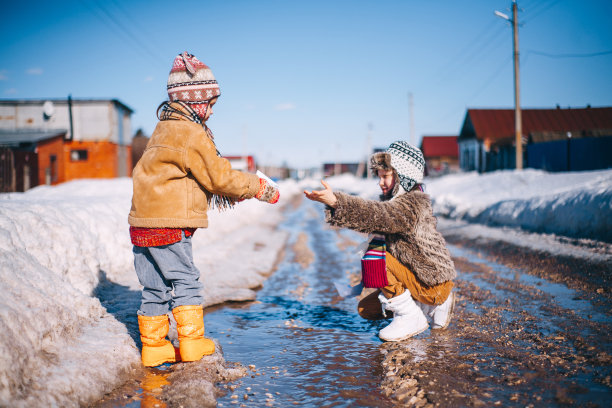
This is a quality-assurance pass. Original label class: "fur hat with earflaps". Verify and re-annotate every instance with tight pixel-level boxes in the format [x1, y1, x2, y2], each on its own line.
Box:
[370, 141, 425, 196]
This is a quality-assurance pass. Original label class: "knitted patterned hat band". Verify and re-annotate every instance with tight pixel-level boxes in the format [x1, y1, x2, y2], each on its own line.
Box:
[167, 82, 219, 102]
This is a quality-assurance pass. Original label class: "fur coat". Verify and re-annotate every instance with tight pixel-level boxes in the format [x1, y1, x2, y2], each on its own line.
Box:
[325, 190, 456, 287]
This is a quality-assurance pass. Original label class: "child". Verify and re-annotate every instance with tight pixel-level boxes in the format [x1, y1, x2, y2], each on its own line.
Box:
[304, 141, 456, 342]
[128, 52, 279, 367]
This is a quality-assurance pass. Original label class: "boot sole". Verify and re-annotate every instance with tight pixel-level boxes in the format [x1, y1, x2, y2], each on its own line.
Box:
[379, 323, 429, 342]
[431, 292, 455, 330]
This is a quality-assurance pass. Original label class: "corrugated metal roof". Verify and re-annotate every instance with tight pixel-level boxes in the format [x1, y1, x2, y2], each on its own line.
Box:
[0, 129, 67, 145]
[0, 98, 134, 113]
[461, 107, 612, 142]
[420, 136, 458, 158]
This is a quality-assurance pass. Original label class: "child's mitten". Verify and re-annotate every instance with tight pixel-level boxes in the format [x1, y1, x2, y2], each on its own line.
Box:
[255, 178, 280, 204]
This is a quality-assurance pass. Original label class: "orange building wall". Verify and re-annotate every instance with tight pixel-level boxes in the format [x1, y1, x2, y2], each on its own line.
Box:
[126, 145, 133, 177]
[37, 136, 66, 185]
[63, 140, 131, 181]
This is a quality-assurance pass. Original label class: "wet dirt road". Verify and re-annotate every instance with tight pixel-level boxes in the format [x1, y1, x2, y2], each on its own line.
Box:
[208, 196, 612, 407]
[96, 195, 612, 407]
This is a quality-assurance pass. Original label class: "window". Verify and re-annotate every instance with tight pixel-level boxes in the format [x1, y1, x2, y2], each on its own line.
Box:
[50, 155, 58, 183]
[70, 149, 88, 161]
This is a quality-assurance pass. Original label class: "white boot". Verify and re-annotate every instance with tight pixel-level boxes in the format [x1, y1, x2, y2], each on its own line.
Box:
[378, 291, 428, 342]
[418, 291, 455, 329]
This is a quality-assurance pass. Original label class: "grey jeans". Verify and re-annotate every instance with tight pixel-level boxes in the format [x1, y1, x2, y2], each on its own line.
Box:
[133, 232, 204, 316]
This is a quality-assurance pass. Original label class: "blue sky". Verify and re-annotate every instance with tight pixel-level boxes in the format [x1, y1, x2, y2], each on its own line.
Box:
[2, 0, 611, 168]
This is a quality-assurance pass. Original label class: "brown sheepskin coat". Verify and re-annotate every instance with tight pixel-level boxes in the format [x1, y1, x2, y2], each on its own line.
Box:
[129, 118, 260, 229]
[325, 190, 456, 287]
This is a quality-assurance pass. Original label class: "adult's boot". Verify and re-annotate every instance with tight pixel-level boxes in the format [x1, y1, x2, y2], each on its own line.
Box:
[138, 314, 180, 367]
[378, 291, 428, 342]
[172, 305, 215, 362]
[419, 291, 455, 329]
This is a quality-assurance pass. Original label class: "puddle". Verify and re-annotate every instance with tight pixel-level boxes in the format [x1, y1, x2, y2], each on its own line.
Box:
[205, 198, 392, 407]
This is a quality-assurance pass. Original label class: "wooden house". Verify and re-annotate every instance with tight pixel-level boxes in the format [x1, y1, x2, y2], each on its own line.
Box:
[458, 107, 612, 172]
[0, 98, 133, 192]
[323, 162, 366, 178]
[420, 135, 459, 176]
[224, 155, 257, 173]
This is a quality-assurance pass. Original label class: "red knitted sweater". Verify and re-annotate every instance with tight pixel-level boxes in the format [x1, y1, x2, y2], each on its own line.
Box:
[130, 227, 196, 247]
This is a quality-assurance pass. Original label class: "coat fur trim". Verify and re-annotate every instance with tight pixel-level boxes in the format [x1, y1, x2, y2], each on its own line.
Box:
[370, 152, 402, 198]
[325, 191, 456, 286]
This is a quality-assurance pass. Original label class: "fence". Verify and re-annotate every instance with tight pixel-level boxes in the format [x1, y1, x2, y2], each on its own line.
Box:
[527, 136, 612, 172]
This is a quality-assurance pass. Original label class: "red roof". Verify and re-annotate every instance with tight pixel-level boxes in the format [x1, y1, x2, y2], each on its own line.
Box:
[420, 136, 458, 158]
[463, 107, 612, 141]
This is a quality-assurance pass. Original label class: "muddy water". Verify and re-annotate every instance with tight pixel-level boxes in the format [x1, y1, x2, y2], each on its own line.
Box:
[205, 198, 393, 407]
[379, 239, 612, 407]
[94, 195, 612, 407]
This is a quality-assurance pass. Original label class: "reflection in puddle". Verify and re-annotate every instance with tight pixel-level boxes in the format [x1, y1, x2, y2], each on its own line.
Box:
[205, 199, 392, 407]
[139, 369, 170, 408]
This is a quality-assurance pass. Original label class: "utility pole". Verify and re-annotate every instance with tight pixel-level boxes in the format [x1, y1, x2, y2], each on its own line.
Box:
[365, 122, 373, 178]
[496, 1, 523, 170]
[408, 92, 415, 146]
[355, 122, 373, 178]
[512, 1, 523, 169]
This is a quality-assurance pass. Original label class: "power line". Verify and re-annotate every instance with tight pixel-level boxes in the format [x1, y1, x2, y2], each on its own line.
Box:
[522, 0, 564, 24]
[108, 0, 167, 64]
[81, 0, 166, 68]
[422, 17, 512, 129]
[465, 55, 513, 102]
[434, 21, 508, 86]
[94, 0, 166, 66]
[422, 54, 513, 133]
[525, 49, 612, 58]
[434, 18, 498, 78]
[455, 24, 508, 72]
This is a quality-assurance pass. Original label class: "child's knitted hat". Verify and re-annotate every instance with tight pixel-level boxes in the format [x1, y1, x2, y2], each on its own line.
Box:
[370, 141, 425, 192]
[167, 52, 220, 117]
[386, 141, 425, 191]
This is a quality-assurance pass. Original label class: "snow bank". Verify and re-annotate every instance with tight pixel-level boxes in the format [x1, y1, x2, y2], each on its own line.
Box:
[426, 169, 612, 243]
[0, 179, 140, 406]
[0, 177, 296, 406]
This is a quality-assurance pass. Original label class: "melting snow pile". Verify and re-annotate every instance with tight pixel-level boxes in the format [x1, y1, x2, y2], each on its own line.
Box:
[425, 169, 612, 243]
[0, 178, 297, 406]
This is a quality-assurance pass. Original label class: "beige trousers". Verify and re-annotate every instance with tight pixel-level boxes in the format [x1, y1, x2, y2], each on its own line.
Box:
[358, 252, 454, 320]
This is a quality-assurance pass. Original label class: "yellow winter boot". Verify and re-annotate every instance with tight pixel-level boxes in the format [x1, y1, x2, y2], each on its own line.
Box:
[172, 305, 215, 362]
[138, 314, 180, 367]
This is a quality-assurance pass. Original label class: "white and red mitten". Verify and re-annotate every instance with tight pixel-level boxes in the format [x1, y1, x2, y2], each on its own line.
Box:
[255, 178, 280, 204]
